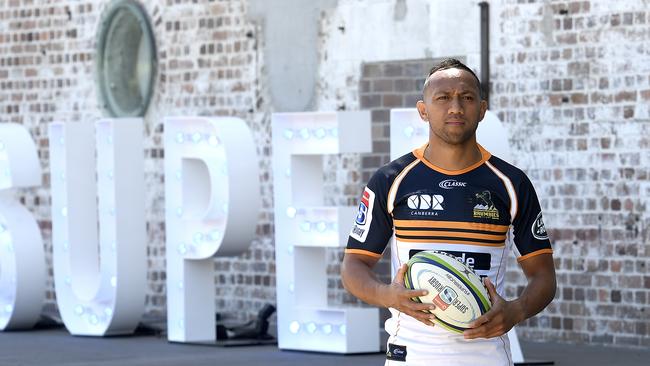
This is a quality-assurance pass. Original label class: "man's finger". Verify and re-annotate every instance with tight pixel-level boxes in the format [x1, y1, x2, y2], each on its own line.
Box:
[463, 325, 487, 339]
[468, 312, 491, 329]
[394, 263, 409, 285]
[401, 307, 427, 319]
[407, 300, 436, 313]
[483, 277, 498, 300]
[404, 288, 428, 298]
[409, 311, 436, 326]
[426, 314, 437, 327]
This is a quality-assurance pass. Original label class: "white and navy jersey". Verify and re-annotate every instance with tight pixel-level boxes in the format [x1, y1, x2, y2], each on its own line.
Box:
[346, 144, 552, 366]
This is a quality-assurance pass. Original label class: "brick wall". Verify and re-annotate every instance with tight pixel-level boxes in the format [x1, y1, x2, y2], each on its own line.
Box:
[1, 0, 649, 348]
[0, 0, 274, 325]
[0, 0, 102, 312]
[491, 0, 650, 347]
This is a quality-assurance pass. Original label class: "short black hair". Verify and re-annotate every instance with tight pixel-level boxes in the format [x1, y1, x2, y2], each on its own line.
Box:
[423, 58, 484, 100]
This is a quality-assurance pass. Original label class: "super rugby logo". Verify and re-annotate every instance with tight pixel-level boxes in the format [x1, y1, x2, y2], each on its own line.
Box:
[350, 187, 375, 243]
[355, 189, 371, 225]
[432, 286, 457, 311]
[407, 194, 444, 210]
[532, 212, 549, 240]
[439, 179, 467, 190]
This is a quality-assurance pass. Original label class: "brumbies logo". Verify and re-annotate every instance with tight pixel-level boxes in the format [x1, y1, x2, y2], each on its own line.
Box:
[473, 190, 499, 220]
[350, 187, 375, 243]
[532, 212, 549, 240]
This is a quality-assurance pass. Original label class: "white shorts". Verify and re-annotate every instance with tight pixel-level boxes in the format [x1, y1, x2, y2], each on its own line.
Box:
[384, 322, 513, 366]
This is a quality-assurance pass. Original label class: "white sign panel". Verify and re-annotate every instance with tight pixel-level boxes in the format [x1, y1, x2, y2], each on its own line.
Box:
[164, 117, 260, 343]
[272, 111, 379, 353]
[0, 124, 45, 330]
[48, 119, 146, 336]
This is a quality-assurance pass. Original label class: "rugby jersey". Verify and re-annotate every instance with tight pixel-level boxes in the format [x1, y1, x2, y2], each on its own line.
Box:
[346, 144, 552, 365]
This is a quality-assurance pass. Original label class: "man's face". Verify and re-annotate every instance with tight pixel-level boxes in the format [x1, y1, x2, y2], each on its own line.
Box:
[416, 68, 488, 146]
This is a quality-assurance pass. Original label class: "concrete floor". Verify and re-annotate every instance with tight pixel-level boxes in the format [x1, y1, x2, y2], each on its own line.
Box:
[1, 328, 649, 366]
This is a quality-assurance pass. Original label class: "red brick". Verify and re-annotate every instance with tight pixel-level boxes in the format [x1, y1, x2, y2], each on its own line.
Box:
[614, 91, 637, 103]
[571, 93, 588, 104]
[640, 89, 650, 100]
[372, 79, 393, 92]
[382, 94, 403, 108]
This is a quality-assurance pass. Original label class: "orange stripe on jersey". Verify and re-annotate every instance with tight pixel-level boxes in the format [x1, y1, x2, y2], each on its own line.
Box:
[344, 248, 383, 258]
[394, 219, 509, 234]
[485, 160, 518, 223]
[396, 237, 505, 247]
[395, 229, 507, 241]
[387, 158, 420, 214]
[517, 248, 553, 262]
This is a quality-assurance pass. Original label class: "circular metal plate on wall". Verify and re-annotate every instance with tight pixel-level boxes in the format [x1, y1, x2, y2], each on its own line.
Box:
[96, 0, 157, 117]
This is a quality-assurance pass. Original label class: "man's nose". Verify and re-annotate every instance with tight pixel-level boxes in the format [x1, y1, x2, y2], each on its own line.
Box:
[448, 96, 463, 114]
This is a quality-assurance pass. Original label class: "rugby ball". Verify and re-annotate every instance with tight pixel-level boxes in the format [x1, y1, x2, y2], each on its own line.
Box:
[404, 251, 491, 333]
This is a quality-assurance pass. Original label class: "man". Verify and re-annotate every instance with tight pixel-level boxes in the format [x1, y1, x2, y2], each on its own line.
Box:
[341, 58, 556, 365]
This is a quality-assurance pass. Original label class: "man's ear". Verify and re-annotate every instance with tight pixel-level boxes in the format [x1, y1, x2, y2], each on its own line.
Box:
[478, 99, 488, 122]
[416, 100, 428, 122]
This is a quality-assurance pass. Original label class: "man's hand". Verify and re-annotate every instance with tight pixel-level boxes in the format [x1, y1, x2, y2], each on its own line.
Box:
[384, 264, 437, 326]
[463, 277, 525, 339]
[341, 253, 443, 327]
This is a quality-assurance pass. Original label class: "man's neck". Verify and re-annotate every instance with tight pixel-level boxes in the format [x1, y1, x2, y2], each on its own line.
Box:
[423, 139, 483, 171]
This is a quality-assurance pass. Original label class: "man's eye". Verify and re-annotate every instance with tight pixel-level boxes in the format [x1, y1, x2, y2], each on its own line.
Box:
[463, 95, 474, 101]
[436, 96, 449, 101]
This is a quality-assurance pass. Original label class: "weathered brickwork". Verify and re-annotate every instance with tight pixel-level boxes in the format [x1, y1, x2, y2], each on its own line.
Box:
[1, 0, 649, 348]
[0, 0, 274, 325]
[0, 0, 103, 313]
[491, 0, 650, 347]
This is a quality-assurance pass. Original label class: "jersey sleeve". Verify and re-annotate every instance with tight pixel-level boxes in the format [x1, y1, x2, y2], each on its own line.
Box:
[511, 175, 553, 262]
[345, 170, 394, 258]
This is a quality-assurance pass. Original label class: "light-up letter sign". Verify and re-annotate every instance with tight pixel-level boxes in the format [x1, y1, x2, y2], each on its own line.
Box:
[272, 112, 379, 353]
[0, 123, 45, 330]
[164, 117, 260, 343]
[390, 108, 527, 361]
[49, 119, 145, 336]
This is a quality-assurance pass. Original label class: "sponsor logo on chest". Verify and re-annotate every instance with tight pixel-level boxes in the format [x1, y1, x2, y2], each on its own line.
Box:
[406, 194, 444, 216]
[438, 179, 467, 190]
[472, 190, 499, 220]
[409, 249, 492, 271]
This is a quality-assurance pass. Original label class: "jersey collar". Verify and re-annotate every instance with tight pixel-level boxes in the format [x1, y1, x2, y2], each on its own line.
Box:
[412, 143, 492, 176]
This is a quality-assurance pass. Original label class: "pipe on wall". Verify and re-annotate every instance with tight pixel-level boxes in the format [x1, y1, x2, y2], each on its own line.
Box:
[479, 1, 490, 104]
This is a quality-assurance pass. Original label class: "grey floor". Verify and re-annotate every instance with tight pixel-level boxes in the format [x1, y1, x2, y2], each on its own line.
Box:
[1, 328, 649, 366]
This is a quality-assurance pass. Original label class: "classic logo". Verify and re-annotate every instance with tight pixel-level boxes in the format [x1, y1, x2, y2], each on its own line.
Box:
[473, 190, 499, 220]
[406, 194, 444, 210]
[532, 211, 549, 240]
[387, 343, 407, 362]
[350, 187, 375, 243]
[439, 179, 467, 190]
